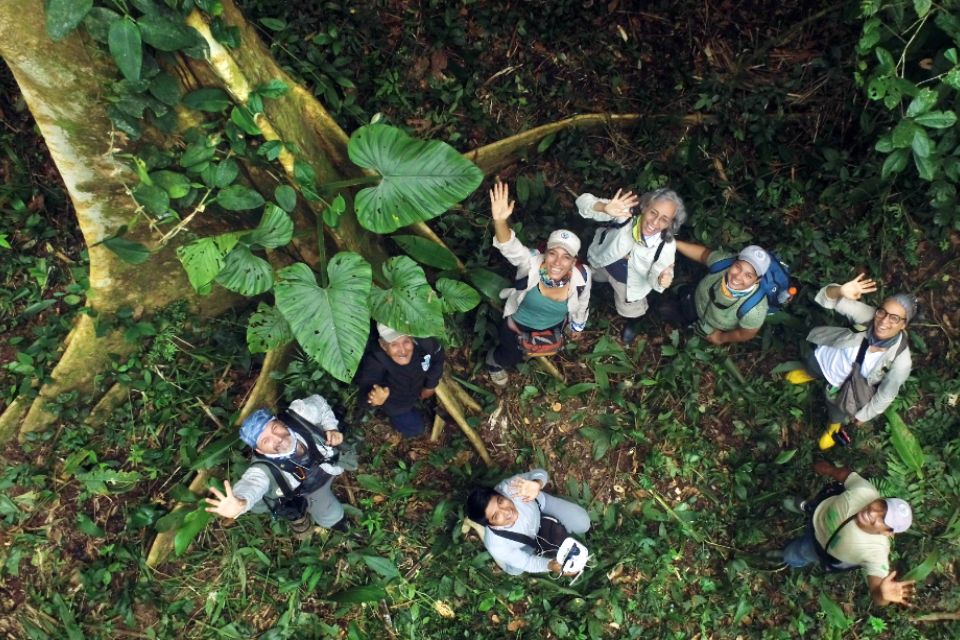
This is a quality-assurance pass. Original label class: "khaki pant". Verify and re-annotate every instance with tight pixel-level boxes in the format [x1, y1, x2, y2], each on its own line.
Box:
[593, 265, 649, 318]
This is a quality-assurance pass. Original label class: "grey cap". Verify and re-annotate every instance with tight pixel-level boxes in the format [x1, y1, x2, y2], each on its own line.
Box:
[377, 323, 408, 343]
[738, 245, 770, 277]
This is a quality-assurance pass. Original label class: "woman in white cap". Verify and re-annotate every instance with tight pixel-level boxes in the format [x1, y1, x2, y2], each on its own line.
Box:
[668, 240, 773, 345]
[485, 182, 592, 386]
[576, 187, 687, 345]
[785, 274, 916, 450]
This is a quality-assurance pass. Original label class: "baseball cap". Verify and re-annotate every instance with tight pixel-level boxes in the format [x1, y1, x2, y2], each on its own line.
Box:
[738, 245, 770, 277]
[546, 229, 581, 258]
[884, 498, 912, 533]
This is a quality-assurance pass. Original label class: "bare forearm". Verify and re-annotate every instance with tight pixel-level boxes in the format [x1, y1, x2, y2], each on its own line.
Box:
[709, 327, 758, 345]
[493, 219, 512, 244]
[675, 240, 711, 264]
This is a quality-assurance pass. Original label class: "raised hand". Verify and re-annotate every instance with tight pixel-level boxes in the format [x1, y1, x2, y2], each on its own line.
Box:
[602, 189, 640, 218]
[879, 570, 916, 605]
[490, 182, 515, 221]
[508, 477, 542, 502]
[205, 480, 247, 519]
[839, 273, 878, 300]
[368, 384, 390, 407]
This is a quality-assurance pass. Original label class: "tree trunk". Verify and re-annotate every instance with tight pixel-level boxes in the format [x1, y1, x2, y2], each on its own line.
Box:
[0, 1, 239, 443]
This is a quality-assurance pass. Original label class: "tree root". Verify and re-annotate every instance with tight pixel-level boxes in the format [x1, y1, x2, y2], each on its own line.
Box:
[434, 379, 492, 466]
[146, 345, 294, 567]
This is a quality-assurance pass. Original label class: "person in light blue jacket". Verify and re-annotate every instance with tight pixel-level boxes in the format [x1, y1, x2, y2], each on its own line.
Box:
[465, 469, 590, 575]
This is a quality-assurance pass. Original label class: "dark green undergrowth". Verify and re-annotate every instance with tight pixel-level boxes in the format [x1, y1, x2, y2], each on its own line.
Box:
[2, 0, 959, 639]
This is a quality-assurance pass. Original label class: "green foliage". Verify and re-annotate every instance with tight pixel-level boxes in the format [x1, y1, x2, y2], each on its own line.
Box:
[348, 124, 484, 233]
[368, 256, 444, 337]
[45, 0, 93, 41]
[274, 256, 372, 382]
[857, 0, 960, 229]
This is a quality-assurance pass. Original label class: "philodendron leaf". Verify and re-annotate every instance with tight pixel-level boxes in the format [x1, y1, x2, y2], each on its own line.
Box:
[246, 302, 293, 353]
[393, 234, 459, 270]
[102, 236, 151, 264]
[886, 408, 925, 478]
[176, 234, 239, 295]
[348, 124, 483, 233]
[244, 204, 293, 249]
[436, 277, 481, 313]
[369, 256, 444, 337]
[275, 256, 372, 382]
[216, 184, 265, 211]
[901, 549, 940, 582]
[215, 245, 273, 296]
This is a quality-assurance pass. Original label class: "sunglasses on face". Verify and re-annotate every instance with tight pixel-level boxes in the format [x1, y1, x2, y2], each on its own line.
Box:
[875, 307, 905, 324]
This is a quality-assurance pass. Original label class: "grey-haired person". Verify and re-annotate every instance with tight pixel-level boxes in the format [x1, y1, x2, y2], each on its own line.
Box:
[485, 182, 592, 386]
[205, 395, 349, 533]
[782, 461, 916, 607]
[785, 274, 915, 449]
[576, 188, 688, 345]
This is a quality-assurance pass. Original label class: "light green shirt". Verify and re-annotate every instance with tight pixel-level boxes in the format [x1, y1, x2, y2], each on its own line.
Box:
[813, 473, 891, 579]
[693, 251, 768, 334]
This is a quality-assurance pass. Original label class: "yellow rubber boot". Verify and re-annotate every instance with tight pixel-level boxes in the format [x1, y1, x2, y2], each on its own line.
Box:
[818, 423, 842, 450]
[785, 368, 815, 385]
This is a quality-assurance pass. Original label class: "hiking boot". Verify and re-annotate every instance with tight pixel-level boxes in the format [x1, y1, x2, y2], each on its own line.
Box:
[782, 496, 806, 515]
[818, 423, 851, 450]
[330, 517, 350, 533]
[785, 368, 815, 385]
[488, 367, 509, 387]
[290, 515, 314, 539]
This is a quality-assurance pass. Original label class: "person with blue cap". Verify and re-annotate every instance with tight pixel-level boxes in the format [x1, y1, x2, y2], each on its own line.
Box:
[661, 240, 773, 344]
[205, 394, 349, 534]
[780, 461, 917, 607]
[783, 273, 916, 449]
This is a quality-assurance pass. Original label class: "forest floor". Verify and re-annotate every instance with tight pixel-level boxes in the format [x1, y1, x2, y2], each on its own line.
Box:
[2, 1, 960, 639]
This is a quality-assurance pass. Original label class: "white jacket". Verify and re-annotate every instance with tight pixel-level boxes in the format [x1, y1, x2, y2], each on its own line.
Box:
[493, 230, 592, 331]
[576, 193, 675, 303]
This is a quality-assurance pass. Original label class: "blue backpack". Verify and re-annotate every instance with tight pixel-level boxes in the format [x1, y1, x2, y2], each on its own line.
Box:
[707, 252, 794, 317]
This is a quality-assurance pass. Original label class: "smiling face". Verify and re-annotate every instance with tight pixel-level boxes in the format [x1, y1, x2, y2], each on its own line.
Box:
[726, 259, 760, 291]
[542, 247, 575, 281]
[873, 299, 908, 340]
[639, 199, 678, 237]
[856, 499, 895, 536]
[380, 335, 414, 366]
[255, 419, 294, 455]
[484, 493, 518, 528]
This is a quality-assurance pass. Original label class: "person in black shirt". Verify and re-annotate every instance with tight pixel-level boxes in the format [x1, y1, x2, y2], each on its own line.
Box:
[355, 323, 445, 437]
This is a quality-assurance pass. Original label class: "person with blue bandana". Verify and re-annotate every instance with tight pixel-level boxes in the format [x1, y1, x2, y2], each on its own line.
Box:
[205, 395, 348, 534]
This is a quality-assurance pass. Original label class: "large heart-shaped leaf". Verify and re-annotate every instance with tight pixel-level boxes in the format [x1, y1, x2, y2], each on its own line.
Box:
[176, 234, 239, 295]
[137, 14, 201, 51]
[393, 234, 459, 270]
[467, 267, 511, 301]
[216, 245, 273, 296]
[368, 256, 444, 337]
[437, 277, 481, 313]
[244, 204, 293, 249]
[348, 124, 483, 233]
[246, 303, 294, 354]
[275, 256, 372, 382]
